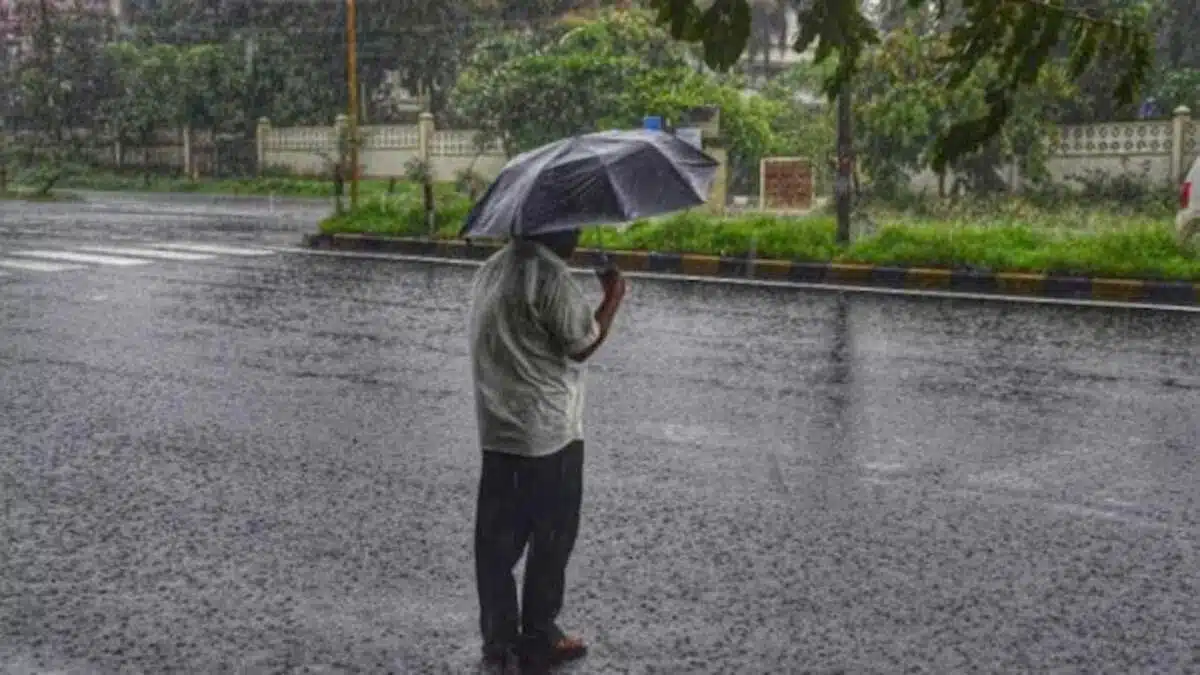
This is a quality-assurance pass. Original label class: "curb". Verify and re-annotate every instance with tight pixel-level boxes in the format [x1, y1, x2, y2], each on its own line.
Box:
[304, 233, 1200, 307]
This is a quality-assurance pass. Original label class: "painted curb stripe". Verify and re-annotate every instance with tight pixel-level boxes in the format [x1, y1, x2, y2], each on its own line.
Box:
[649, 252, 684, 273]
[996, 272, 1046, 296]
[948, 271, 998, 294]
[571, 249, 607, 268]
[1043, 276, 1092, 299]
[609, 251, 650, 271]
[679, 254, 719, 276]
[717, 257, 750, 277]
[869, 266, 908, 288]
[788, 263, 828, 283]
[317, 235, 1198, 306]
[827, 263, 874, 284]
[1091, 278, 1146, 302]
[1143, 281, 1196, 305]
[753, 259, 793, 281]
[904, 268, 953, 290]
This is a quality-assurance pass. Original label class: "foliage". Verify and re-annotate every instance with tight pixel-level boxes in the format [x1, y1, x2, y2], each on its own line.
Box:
[318, 199, 1197, 280]
[36, 170, 446, 198]
[451, 9, 777, 189]
[320, 192, 475, 238]
[648, 0, 1153, 170]
[124, 0, 628, 126]
[759, 64, 837, 191]
[1039, 165, 1178, 216]
[455, 167, 490, 200]
[1143, 68, 1200, 115]
[2, 137, 88, 197]
[7, 0, 114, 138]
[452, 10, 689, 154]
[102, 43, 183, 152]
[848, 26, 1076, 195]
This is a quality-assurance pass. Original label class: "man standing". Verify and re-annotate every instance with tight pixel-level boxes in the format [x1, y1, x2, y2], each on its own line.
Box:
[467, 228, 627, 673]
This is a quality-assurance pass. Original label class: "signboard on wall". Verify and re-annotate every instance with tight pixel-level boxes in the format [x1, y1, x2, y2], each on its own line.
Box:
[760, 157, 814, 212]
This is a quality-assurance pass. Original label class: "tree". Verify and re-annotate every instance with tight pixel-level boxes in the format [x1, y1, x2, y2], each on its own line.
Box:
[3, 0, 114, 193]
[852, 26, 1075, 195]
[9, 0, 114, 138]
[647, 0, 1152, 171]
[102, 42, 183, 179]
[177, 44, 248, 134]
[451, 8, 778, 191]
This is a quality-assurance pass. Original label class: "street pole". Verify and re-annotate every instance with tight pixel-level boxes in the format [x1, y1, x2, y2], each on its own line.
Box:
[346, 0, 360, 211]
[835, 87, 852, 245]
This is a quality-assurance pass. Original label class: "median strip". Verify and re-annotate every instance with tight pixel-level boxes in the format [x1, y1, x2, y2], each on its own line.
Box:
[304, 232, 1200, 307]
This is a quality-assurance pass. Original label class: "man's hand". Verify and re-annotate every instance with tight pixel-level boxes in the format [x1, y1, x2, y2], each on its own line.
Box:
[568, 266, 627, 363]
[596, 266, 627, 303]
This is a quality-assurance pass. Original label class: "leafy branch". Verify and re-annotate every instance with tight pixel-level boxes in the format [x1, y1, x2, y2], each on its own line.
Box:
[648, 0, 1153, 170]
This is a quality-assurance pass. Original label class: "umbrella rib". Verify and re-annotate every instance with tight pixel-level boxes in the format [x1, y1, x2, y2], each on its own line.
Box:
[508, 139, 579, 236]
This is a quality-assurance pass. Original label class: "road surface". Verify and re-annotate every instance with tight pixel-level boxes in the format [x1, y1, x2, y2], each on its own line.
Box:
[1, 195, 1198, 674]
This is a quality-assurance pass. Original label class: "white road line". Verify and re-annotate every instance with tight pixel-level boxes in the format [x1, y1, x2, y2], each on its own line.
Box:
[150, 242, 276, 256]
[0, 258, 86, 272]
[8, 250, 150, 267]
[75, 245, 216, 261]
[270, 246, 1200, 314]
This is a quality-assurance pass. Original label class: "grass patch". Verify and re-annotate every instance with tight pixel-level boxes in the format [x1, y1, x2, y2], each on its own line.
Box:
[36, 170, 457, 198]
[317, 195, 1199, 281]
[319, 193, 473, 238]
[0, 189, 80, 202]
[842, 223, 1198, 280]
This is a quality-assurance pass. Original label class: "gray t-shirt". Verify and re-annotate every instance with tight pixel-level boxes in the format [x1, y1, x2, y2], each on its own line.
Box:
[467, 240, 601, 458]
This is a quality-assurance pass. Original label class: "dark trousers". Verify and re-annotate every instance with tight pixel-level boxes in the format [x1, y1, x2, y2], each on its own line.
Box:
[475, 440, 584, 654]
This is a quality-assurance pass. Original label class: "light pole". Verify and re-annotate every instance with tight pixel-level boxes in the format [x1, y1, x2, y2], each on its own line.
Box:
[346, 0, 360, 211]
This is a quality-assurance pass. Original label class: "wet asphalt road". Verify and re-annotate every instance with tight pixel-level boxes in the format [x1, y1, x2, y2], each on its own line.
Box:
[1, 195, 1199, 674]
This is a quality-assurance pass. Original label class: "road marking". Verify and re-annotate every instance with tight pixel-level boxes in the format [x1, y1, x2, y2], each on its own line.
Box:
[151, 242, 276, 256]
[271, 246, 1200, 314]
[75, 245, 216, 261]
[0, 257, 86, 272]
[8, 250, 150, 266]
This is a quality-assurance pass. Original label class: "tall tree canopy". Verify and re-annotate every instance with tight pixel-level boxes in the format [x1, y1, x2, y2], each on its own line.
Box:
[649, 0, 1153, 170]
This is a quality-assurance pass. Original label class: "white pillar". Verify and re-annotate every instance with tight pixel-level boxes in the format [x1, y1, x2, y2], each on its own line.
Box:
[1171, 106, 1191, 186]
[418, 111, 435, 166]
[255, 117, 271, 175]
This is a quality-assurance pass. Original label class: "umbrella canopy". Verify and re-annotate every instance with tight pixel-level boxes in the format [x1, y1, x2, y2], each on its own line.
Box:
[459, 129, 720, 239]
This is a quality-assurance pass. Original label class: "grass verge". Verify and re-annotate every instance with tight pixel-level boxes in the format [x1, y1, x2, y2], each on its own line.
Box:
[30, 171, 458, 198]
[317, 194, 1199, 281]
[0, 189, 80, 202]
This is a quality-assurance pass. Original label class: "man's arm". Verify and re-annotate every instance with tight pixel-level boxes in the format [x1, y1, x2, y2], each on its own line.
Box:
[569, 270, 626, 362]
[542, 267, 627, 363]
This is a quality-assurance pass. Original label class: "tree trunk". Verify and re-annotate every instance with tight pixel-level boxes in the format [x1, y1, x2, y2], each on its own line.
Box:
[423, 180, 435, 235]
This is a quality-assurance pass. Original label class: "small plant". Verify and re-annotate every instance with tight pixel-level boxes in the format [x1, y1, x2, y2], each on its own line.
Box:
[405, 158, 437, 234]
[454, 167, 489, 200]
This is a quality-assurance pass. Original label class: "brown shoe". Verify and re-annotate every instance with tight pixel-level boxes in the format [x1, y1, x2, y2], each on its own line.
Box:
[522, 634, 588, 669]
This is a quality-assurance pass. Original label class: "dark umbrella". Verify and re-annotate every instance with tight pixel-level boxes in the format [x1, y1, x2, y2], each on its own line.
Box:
[459, 129, 720, 239]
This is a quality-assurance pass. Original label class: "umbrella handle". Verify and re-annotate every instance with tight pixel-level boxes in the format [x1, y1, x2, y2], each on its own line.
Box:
[595, 228, 615, 272]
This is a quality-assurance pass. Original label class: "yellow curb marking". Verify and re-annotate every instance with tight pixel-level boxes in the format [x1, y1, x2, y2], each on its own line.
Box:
[996, 272, 1046, 296]
[905, 268, 953, 290]
[1091, 278, 1146, 301]
[680, 255, 722, 276]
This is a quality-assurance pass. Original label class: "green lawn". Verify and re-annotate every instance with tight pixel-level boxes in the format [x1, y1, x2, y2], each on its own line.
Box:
[38, 171, 436, 198]
[318, 193, 1198, 281]
[0, 189, 79, 202]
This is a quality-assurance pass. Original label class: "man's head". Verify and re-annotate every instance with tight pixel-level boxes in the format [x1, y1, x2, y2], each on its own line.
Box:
[522, 229, 581, 261]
